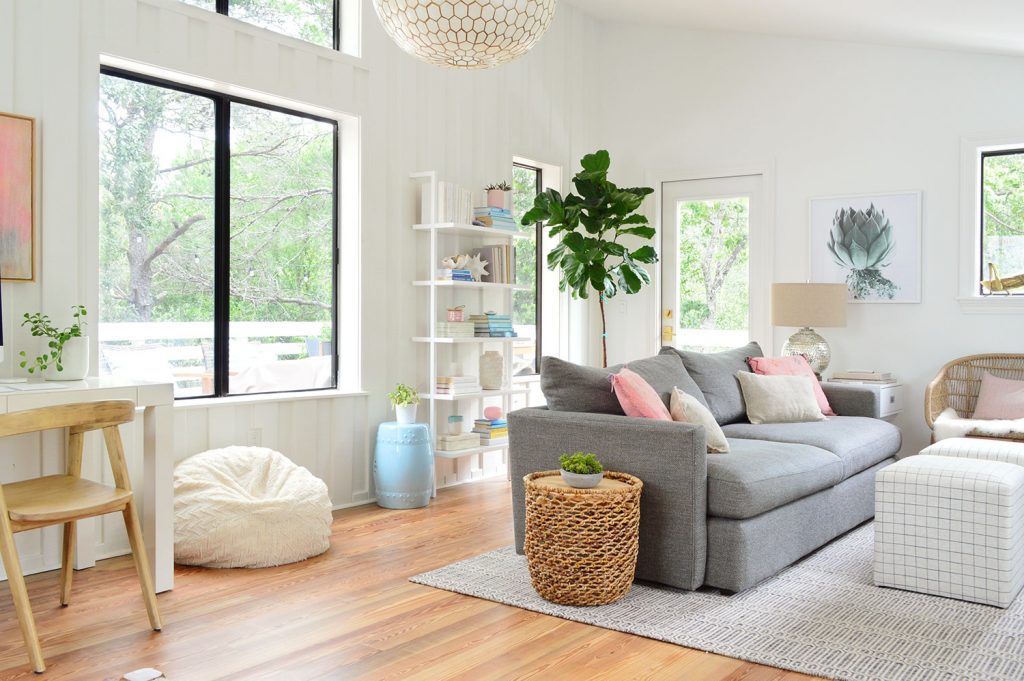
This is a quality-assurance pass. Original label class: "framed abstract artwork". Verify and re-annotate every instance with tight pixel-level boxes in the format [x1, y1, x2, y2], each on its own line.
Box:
[0, 112, 35, 281]
[809, 191, 922, 303]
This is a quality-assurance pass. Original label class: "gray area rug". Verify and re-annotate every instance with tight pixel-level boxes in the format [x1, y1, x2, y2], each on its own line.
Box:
[410, 524, 1024, 681]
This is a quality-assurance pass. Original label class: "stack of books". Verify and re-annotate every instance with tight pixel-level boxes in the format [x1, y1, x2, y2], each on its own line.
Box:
[469, 313, 516, 337]
[435, 376, 481, 396]
[436, 268, 473, 282]
[829, 370, 897, 385]
[435, 321, 474, 338]
[423, 181, 472, 224]
[436, 432, 481, 452]
[472, 417, 508, 445]
[473, 207, 516, 231]
[470, 244, 515, 284]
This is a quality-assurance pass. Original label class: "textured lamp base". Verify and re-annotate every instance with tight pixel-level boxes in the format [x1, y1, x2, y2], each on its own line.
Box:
[782, 327, 831, 377]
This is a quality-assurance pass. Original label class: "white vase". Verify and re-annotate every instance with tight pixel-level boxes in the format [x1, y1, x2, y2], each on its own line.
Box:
[46, 336, 89, 381]
[395, 403, 418, 424]
[479, 350, 503, 390]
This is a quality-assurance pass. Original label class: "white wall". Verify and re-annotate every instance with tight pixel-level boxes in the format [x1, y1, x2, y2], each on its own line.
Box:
[0, 0, 598, 571]
[593, 23, 1024, 455]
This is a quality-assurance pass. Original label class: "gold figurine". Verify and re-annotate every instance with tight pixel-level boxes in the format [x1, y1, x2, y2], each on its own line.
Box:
[980, 263, 1024, 294]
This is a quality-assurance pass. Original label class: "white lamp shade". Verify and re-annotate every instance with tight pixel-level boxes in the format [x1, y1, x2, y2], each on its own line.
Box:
[771, 283, 847, 328]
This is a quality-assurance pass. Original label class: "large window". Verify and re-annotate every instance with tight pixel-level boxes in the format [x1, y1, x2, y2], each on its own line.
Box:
[99, 68, 338, 398]
[980, 149, 1024, 296]
[181, 0, 339, 50]
[512, 163, 542, 375]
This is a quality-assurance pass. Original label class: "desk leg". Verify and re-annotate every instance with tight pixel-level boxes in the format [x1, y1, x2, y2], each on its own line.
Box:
[143, 403, 174, 592]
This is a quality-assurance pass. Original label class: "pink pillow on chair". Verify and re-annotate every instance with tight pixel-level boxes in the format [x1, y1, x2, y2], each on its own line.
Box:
[610, 367, 672, 420]
[972, 372, 1024, 419]
[747, 355, 835, 416]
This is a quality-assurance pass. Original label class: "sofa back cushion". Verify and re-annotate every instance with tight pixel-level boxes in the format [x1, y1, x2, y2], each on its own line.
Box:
[540, 353, 706, 414]
[661, 342, 763, 425]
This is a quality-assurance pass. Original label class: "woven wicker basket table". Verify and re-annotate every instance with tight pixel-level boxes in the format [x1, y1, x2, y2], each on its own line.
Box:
[523, 470, 643, 606]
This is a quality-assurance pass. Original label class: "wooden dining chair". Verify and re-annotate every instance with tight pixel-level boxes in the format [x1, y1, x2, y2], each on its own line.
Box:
[0, 400, 162, 673]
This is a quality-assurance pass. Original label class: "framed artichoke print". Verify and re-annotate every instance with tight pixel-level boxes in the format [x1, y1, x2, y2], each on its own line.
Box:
[809, 191, 921, 303]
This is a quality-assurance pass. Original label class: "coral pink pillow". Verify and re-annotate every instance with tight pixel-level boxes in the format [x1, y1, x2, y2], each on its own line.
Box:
[610, 367, 672, 420]
[972, 372, 1024, 420]
[747, 355, 835, 416]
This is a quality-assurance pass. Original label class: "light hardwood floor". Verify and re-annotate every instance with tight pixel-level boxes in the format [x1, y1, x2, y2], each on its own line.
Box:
[0, 480, 818, 680]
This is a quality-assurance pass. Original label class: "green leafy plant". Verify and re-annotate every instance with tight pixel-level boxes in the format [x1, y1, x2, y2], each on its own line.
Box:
[485, 181, 511, 191]
[559, 452, 603, 475]
[386, 383, 420, 408]
[18, 305, 88, 375]
[522, 150, 657, 367]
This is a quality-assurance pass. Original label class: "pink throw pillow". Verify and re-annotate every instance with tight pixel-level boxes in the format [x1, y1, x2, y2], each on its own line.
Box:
[610, 367, 672, 420]
[747, 355, 835, 416]
[972, 372, 1024, 420]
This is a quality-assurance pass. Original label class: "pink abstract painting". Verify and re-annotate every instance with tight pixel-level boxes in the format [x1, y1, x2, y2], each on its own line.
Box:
[0, 112, 34, 280]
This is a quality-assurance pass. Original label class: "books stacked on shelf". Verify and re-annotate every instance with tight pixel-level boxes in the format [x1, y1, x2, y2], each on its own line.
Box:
[423, 181, 472, 224]
[435, 321, 475, 338]
[829, 370, 897, 385]
[469, 312, 516, 338]
[472, 418, 508, 445]
[435, 376, 481, 395]
[473, 207, 517, 231]
[436, 268, 473, 282]
[436, 432, 482, 452]
[470, 244, 516, 284]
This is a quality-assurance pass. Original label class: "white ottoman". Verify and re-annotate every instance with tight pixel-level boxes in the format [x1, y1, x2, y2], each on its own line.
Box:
[922, 436, 1024, 466]
[874, 454, 1024, 607]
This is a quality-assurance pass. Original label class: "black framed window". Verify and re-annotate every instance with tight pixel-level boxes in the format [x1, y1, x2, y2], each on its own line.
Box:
[980, 149, 1024, 296]
[98, 67, 338, 399]
[512, 163, 543, 375]
[182, 0, 340, 50]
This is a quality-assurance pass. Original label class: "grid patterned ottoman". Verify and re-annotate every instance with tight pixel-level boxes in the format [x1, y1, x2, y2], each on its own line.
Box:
[874, 454, 1024, 608]
[921, 436, 1024, 466]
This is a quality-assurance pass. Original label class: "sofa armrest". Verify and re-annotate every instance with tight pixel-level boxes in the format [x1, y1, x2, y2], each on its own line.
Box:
[509, 407, 708, 590]
[821, 382, 882, 418]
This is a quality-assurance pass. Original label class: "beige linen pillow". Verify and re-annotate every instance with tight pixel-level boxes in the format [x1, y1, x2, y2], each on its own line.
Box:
[670, 387, 730, 453]
[736, 372, 826, 425]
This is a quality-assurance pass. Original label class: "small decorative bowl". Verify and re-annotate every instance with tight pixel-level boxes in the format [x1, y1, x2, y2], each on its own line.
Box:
[560, 470, 603, 489]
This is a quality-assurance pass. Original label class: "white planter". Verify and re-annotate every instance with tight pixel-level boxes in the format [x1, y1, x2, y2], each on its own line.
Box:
[46, 336, 89, 381]
[395, 403, 418, 424]
[560, 469, 604, 489]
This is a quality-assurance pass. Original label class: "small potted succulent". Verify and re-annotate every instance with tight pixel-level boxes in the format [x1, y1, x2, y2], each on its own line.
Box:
[387, 383, 420, 424]
[485, 181, 511, 209]
[559, 452, 604, 489]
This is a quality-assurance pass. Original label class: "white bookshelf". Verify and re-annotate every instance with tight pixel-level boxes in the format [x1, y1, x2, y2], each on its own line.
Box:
[412, 170, 524, 464]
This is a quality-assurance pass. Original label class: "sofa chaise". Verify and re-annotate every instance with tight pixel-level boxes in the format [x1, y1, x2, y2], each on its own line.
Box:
[509, 344, 902, 593]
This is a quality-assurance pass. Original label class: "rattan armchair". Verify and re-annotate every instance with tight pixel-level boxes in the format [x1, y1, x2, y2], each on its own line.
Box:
[925, 353, 1024, 428]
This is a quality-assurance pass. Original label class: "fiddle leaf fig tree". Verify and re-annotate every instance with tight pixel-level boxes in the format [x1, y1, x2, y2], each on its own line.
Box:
[521, 150, 657, 367]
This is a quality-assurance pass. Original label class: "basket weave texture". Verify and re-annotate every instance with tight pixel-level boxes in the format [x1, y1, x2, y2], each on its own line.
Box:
[523, 470, 643, 606]
[925, 353, 1024, 428]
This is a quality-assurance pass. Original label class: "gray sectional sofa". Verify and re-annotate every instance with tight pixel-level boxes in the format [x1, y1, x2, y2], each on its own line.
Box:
[509, 343, 901, 593]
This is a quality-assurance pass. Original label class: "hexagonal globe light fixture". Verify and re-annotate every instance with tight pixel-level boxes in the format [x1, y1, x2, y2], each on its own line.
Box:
[373, 0, 557, 69]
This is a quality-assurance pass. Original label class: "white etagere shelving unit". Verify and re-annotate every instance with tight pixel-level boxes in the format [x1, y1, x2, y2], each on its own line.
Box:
[411, 171, 531, 462]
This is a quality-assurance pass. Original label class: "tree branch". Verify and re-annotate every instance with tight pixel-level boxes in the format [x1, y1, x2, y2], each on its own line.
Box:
[144, 215, 206, 267]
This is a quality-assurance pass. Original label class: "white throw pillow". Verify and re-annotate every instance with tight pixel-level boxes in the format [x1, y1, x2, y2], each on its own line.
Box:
[670, 387, 730, 453]
[736, 372, 826, 425]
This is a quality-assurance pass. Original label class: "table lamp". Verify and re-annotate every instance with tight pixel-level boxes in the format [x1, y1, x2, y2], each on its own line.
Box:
[771, 283, 847, 377]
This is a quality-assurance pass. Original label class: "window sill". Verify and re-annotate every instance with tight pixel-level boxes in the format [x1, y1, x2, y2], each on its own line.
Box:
[175, 388, 368, 409]
[957, 296, 1024, 314]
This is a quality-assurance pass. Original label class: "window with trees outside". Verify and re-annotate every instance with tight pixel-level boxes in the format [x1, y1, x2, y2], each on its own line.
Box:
[980, 149, 1024, 296]
[511, 163, 542, 375]
[99, 68, 338, 398]
[181, 0, 339, 50]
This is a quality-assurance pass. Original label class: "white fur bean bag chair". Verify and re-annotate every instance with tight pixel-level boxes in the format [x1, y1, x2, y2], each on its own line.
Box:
[174, 446, 332, 568]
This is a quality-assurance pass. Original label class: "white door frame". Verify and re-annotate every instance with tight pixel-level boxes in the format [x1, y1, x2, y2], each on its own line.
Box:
[646, 161, 776, 356]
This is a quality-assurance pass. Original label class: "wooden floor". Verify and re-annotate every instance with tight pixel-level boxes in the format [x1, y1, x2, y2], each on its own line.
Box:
[0, 480, 818, 681]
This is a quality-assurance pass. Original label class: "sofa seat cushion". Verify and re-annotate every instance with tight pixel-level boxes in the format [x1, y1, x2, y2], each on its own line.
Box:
[707, 439, 843, 519]
[721, 416, 901, 479]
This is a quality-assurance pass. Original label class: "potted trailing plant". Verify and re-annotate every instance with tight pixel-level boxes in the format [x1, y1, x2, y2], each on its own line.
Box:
[485, 181, 512, 209]
[522, 150, 657, 367]
[19, 305, 89, 380]
[387, 383, 420, 424]
[559, 452, 604, 489]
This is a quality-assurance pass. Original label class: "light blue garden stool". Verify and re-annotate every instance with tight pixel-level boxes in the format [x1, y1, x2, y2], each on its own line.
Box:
[374, 422, 434, 509]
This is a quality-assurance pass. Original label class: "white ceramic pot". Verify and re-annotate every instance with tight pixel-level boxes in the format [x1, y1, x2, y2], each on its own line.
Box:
[395, 403, 418, 424]
[560, 469, 603, 489]
[47, 335, 89, 381]
[479, 350, 503, 390]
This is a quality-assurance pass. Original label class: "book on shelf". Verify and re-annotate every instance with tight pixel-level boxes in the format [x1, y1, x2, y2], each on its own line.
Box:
[472, 418, 508, 443]
[436, 377, 479, 385]
[469, 312, 516, 338]
[435, 321, 475, 337]
[436, 268, 473, 281]
[828, 378, 897, 385]
[436, 432, 482, 451]
[476, 437, 508, 446]
[423, 181, 472, 224]
[832, 370, 894, 381]
[469, 245, 516, 284]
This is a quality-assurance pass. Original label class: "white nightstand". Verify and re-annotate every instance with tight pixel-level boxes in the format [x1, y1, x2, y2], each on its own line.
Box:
[828, 382, 904, 420]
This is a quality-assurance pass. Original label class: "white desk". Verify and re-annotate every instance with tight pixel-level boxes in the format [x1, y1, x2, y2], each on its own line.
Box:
[0, 378, 175, 592]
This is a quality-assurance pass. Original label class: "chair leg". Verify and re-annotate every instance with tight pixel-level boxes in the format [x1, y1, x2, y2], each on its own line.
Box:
[60, 521, 75, 606]
[0, 524, 45, 673]
[122, 500, 162, 631]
